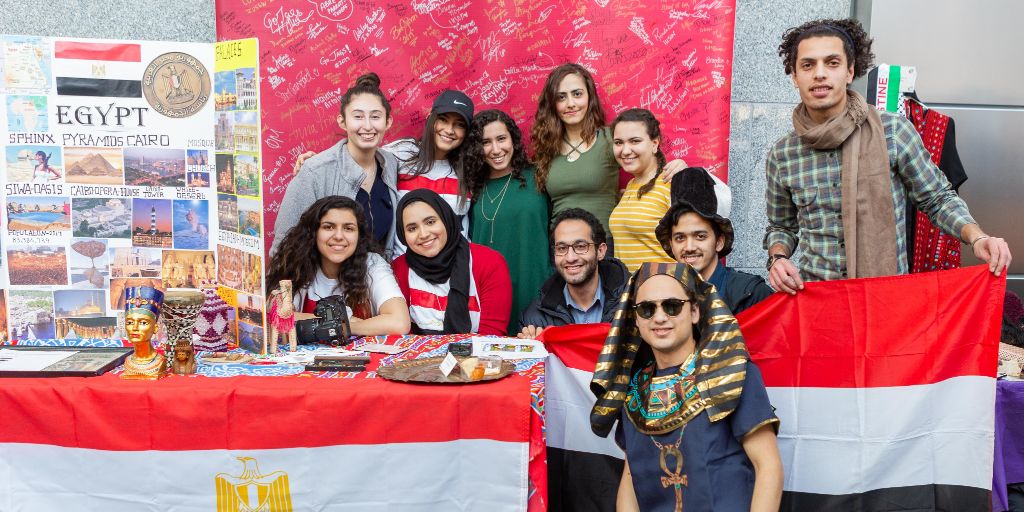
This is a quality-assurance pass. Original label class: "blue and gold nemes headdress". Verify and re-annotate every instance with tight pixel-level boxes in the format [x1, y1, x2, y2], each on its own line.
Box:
[125, 286, 163, 319]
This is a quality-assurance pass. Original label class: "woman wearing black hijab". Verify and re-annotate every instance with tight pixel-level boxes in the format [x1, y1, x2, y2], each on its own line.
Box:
[391, 189, 512, 335]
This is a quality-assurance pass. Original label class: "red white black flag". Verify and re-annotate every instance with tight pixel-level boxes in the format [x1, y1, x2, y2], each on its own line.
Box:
[739, 265, 1002, 511]
[54, 40, 143, 97]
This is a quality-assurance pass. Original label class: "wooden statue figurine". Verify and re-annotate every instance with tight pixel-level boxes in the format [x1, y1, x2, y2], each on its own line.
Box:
[121, 286, 167, 380]
[267, 280, 297, 353]
[171, 339, 197, 374]
[161, 290, 204, 375]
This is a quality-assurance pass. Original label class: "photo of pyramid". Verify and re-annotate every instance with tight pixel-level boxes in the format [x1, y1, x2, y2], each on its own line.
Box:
[64, 147, 124, 185]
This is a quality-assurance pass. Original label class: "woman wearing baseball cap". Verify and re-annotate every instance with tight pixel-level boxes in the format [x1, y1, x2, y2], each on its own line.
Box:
[385, 89, 475, 257]
[284, 79, 475, 260]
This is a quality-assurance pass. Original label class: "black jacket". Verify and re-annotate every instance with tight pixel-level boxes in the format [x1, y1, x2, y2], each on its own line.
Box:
[718, 265, 775, 315]
[519, 257, 631, 329]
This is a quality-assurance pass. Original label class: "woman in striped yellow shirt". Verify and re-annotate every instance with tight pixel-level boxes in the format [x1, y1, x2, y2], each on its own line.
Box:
[608, 109, 676, 272]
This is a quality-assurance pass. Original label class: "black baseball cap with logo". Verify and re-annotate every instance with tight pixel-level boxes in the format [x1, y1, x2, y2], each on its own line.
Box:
[431, 90, 474, 126]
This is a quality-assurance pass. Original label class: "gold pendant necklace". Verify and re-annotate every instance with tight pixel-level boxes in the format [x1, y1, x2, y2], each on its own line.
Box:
[480, 173, 513, 244]
[651, 425, 687, 512]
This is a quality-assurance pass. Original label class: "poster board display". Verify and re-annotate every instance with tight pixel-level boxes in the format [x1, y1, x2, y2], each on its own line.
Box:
[212, 38, 265, 352]
[0, 35, 263, 346]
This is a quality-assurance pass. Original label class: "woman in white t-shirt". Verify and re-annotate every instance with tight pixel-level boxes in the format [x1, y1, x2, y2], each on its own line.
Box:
[265, 196, 410, 336]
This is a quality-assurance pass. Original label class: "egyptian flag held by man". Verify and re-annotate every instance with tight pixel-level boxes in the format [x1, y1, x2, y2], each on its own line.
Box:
[738, 264, 1004, 510]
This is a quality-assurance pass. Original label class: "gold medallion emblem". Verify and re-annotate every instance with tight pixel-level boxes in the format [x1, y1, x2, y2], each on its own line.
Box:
[215, 457, 293, 511]
[142, 52, 211, 118]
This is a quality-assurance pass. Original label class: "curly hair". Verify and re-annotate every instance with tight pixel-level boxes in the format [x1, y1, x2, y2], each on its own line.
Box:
[610, 108, 666, 200]
[339, 72, 392, 118]
[530, 63, 607, 192]
[461, 109, 531, 197]
[265, 196, 381, 310]
[778, 18, 875, 78]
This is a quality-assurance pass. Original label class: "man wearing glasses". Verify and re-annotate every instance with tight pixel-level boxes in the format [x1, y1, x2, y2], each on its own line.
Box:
[518, 208, 631, 339]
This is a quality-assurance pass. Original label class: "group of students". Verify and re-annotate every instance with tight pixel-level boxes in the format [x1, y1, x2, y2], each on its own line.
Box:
[268, 63, 713, 337]
[264, 61, 777, 510]
[261, 16, 1019, 511]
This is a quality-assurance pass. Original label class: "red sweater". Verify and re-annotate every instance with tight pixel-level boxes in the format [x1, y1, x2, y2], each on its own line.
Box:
[392, 243, 512, 336]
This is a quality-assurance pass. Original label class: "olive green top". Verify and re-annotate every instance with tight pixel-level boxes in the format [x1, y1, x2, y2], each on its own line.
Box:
[544, 128, 618, 234]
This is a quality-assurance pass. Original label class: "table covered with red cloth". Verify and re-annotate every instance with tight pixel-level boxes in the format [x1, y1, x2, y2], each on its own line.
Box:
[0, 334, 546, 511]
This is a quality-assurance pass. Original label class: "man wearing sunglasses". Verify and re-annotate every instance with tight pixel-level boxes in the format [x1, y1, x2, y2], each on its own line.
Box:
[591, 262, 783, 511]
[518, 208, 631, 339]
[656, 167, 774, 315]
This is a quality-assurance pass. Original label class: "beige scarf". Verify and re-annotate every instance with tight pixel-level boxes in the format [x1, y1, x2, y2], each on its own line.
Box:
[792, 90, 897, 279]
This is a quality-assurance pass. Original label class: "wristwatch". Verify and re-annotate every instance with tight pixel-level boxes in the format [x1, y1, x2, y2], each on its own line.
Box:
[766, 253, 789, 271]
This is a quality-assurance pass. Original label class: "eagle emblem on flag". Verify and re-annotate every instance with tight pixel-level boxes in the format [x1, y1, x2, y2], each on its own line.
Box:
[215, 457, 292, 512]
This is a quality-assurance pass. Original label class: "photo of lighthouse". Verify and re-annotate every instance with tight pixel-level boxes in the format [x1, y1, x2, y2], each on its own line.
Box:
[130, 198, 173, 248]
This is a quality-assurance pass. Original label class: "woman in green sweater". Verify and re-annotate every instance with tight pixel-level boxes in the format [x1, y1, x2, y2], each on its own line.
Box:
[529, 64, 688, 251]
[465, 109, 551, 334]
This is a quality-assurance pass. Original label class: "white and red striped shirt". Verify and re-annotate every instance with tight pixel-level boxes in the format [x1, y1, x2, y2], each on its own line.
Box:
[386, 139, 470, 257]
[392, 243, 512, 336]
[406, 261, 482, 332]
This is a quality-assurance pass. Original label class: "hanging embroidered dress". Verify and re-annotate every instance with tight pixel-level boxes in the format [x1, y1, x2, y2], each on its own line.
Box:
[903, 98, 968, 272]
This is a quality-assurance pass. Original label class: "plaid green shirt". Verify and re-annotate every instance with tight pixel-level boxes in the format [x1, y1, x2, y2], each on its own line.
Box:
[764, 110, 975, 282]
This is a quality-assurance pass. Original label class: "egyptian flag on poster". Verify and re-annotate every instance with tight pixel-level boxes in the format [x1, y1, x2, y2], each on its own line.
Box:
[53, 40, 143, 97]
[538, 323, 624, 512]
[737, 265, 1003, 511]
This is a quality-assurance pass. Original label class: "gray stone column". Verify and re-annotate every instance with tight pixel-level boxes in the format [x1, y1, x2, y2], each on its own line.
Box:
[0, 0, 214, 42]
[727, 0, 852, 279]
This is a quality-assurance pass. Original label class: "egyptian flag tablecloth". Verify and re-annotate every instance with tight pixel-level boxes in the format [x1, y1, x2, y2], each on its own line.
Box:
[0, 335, 546, 511]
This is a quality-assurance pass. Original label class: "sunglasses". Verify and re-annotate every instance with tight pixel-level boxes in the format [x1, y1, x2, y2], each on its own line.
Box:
[633, 298, 691, 319]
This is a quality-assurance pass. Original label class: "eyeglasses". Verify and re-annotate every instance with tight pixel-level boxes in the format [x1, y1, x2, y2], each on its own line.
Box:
[553, 241, 596, 256]
[633, 299, 691, 319]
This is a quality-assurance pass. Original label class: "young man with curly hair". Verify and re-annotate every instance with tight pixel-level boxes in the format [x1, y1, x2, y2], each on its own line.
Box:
[764, 18, 1011, 293]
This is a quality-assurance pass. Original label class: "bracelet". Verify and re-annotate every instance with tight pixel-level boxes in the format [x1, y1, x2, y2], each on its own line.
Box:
[767, 253, 788, 271]
[970, 235, 990, 247]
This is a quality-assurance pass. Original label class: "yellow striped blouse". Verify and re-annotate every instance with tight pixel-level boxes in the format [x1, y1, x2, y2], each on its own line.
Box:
[609, 177, 675, 272]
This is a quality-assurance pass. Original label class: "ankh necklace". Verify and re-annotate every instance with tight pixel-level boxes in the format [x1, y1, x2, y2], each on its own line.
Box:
[648, 353, 696, 512]
[652, 425, 687, 512]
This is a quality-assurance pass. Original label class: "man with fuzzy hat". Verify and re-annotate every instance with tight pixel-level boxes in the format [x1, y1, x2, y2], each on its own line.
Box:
[591, 262, 783, 511]
[657, 167, 774, 314]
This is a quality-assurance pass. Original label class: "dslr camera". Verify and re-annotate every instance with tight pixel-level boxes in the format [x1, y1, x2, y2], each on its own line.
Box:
[295, 295, 352, 346]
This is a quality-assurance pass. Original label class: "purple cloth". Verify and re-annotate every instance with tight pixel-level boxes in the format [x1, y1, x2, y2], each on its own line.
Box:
[994, 380, 1024, 511]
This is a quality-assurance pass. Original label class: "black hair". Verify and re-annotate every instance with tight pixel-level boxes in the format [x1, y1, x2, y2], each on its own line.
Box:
[462, 109, 530, 198]
[265, 195, 382, 309]
[610, 108, 666, 200]
[400, 109, 470, 205]
[778, 18, 875, 78]
[549, 208, 607, 246]
[339, 72, 392, 119]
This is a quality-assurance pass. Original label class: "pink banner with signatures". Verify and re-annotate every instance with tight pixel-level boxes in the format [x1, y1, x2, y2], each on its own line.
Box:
[215, 0, 737, 255]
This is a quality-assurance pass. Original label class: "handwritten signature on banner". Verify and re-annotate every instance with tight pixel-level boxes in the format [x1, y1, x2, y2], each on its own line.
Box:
[215, 0, 737, 257]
